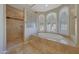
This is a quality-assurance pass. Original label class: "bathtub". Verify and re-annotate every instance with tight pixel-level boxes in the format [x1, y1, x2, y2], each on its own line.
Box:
[36, 33, 75, 46]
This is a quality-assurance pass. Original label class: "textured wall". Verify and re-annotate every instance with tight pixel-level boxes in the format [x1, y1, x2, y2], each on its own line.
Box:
[6, 5, 24, 48]
[6, 5, 24, 20]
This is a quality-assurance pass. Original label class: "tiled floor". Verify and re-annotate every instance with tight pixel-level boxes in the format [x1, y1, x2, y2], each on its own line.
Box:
[7, 35, 79, 54]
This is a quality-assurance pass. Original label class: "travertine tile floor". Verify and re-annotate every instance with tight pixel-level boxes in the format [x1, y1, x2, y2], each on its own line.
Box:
[7, 36, 79, 54]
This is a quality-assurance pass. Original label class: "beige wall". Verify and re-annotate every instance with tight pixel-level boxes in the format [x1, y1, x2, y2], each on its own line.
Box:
[69, 5, 75, 36]
[6, 5, 24, 20]
[6, 5, 24, 48]
[77, 5, 79, 46]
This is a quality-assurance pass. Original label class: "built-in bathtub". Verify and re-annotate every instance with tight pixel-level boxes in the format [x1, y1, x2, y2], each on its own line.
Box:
[36, 33, 75, 46]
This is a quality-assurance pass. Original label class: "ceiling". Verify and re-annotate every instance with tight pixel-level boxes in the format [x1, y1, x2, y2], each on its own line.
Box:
[31, 4, 61, 12]
[9, 4, 61, 12]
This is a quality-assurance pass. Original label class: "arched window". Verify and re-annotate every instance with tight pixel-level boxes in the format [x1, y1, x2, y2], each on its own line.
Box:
[59, 7, 69, 35]
[46, 12, 57, 32]
[38, 14, 45, 32]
